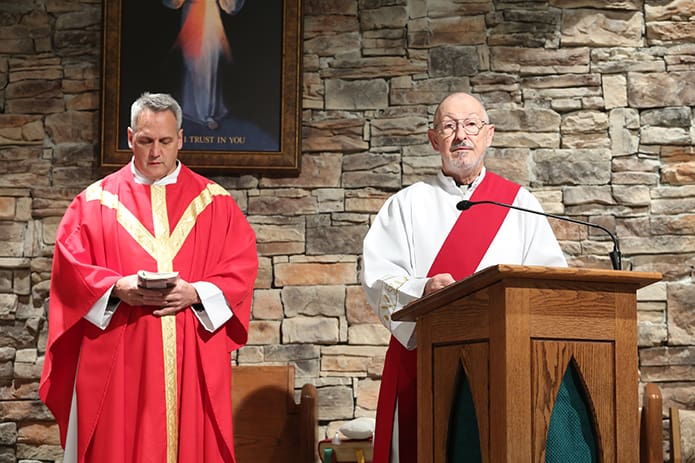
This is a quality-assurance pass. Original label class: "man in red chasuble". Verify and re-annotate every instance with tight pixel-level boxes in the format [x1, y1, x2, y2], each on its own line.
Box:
[361, 92, 569, 463]
[39, 92, 258, 463]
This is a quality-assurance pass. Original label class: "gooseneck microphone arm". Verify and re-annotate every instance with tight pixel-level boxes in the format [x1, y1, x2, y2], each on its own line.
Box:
[456, 199, 622, 270]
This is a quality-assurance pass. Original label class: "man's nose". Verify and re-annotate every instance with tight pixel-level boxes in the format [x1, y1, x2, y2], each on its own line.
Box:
[454, 123, 470, 141]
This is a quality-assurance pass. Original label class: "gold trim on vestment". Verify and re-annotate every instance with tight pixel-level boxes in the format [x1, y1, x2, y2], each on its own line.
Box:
[152, 185, 178, 463]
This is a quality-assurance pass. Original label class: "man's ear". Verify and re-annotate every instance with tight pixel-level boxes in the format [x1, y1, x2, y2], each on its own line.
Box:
[127, 127, 134, 149]
[427, 128, 439, 150]
[485, 124, 495, 148]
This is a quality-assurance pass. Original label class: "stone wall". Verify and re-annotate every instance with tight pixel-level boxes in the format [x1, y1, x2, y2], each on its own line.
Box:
[1, 0, 694, 461]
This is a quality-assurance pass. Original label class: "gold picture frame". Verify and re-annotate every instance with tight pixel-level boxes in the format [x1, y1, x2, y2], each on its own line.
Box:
[100, 0, 302, 175]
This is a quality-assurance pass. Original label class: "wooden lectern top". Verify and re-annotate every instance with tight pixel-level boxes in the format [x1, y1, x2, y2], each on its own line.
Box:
[392, 264, 662, 322]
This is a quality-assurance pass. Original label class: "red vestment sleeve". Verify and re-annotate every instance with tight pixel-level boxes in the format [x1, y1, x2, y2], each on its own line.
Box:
[39, 194, 123, 445]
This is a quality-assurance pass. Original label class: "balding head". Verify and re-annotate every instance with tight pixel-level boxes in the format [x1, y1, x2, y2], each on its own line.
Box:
[434, 92, 489, 126]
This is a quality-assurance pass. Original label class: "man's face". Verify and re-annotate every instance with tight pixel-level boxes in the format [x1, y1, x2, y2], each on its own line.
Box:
[427, 93, 494, 184]
[128, 109, 182, 182]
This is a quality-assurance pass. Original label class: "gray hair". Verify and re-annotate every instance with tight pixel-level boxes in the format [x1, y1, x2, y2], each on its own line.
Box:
[130, 92, 183, 130]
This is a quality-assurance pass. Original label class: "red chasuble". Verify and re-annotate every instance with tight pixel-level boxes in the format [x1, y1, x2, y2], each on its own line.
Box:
[39, 164, 258, 463]
[372, 173, 520, 463]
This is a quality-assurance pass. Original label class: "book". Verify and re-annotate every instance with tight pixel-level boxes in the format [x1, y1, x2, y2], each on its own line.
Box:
[137, 270, 179, 289]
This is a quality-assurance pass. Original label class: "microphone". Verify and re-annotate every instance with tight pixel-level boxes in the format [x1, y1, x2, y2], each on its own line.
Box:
[456, 199, 622, 270]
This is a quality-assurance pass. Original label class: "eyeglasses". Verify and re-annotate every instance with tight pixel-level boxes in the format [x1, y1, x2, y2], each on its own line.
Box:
[434, 118, 489, 137]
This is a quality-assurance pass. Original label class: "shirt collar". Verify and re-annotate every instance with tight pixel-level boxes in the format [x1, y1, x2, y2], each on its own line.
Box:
[437, 166, 487, 196]
[131, 158, 182, 185]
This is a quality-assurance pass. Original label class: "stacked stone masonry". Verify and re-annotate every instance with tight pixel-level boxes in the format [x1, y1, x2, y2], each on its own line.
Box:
[0, 0, 694, 461]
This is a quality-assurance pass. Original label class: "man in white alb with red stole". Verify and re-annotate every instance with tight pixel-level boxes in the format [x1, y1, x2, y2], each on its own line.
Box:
[39, 93, 258, 462]
[361, 92, 570, 463]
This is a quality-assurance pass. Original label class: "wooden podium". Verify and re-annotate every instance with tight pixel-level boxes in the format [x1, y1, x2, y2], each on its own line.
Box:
[391, 264, 661, 463]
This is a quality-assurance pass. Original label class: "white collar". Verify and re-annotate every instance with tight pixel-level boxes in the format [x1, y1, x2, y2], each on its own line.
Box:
[131, 158, 182, 185]
[438, 166, 487, 195]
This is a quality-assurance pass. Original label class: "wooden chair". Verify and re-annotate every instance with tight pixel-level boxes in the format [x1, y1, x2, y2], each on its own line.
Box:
[640, 382, 664, 463]
[670, 406, 695, 463]
[232, 365, 318, 463]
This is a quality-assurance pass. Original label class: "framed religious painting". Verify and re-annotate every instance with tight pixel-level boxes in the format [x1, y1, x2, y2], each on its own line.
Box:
[100, 0, 302, 175]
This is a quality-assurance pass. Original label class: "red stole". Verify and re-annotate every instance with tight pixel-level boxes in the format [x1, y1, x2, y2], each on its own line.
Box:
[372, 173, 520, 463]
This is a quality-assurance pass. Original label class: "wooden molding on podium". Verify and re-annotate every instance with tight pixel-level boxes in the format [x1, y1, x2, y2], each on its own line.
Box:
[392, 264, 662, 463]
